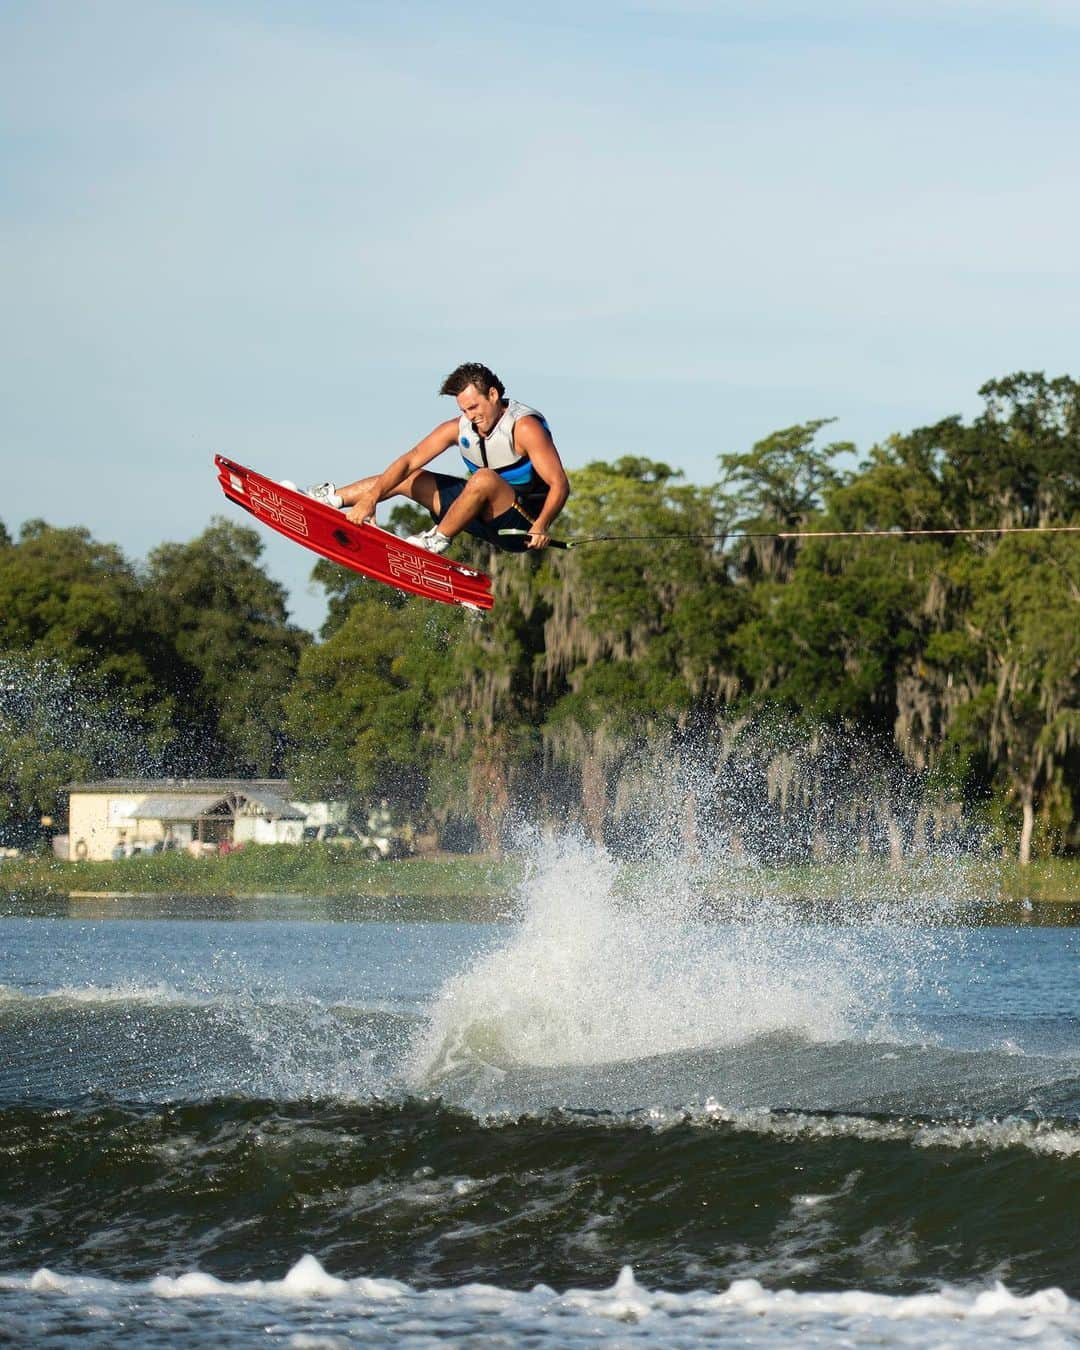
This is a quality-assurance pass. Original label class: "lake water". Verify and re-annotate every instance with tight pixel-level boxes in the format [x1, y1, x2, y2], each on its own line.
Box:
[1, 841, 1079, 1347]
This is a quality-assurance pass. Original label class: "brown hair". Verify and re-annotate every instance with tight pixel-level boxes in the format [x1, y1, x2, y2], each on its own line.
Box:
[439, 363, 505, 399]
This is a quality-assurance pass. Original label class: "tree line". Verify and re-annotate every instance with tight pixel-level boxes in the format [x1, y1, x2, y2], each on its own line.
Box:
[1, 372, 1077, 863]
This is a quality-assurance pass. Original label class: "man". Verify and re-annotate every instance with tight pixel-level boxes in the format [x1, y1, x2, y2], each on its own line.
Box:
[306, 363, 570, 554]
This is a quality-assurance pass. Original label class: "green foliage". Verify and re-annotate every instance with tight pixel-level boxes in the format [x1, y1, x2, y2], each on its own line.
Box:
[0, 521, 163, 698]
[732, 539, 928, 733]
[547, 657, 688, 739]
[718, 421, 852, 582]
[826, 436, 946, 531]
[0, 654, 170, 835]
[555, 456, 725, 668]
[945, 373, 1080, 526]
[0, 525, 179, 832]
[387, 501, 433, 538]
[719, 420, 849, 528]
[924, 535, 1080, 852]
[283, 587, 454, 810]
[145, 518, 309, 775]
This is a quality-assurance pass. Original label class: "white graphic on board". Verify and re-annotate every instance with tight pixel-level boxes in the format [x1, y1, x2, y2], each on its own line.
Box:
[249, 485, 310, 538]
[386, 546, 455, 596]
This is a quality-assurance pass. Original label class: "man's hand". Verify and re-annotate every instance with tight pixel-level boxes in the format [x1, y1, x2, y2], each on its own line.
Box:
[525, 530, 551, 550]
[346, 494, 378, 526]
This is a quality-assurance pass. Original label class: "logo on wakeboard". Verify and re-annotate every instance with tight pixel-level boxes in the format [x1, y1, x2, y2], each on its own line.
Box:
[386, 545, 455, 596]
[249, 486, 310, 537]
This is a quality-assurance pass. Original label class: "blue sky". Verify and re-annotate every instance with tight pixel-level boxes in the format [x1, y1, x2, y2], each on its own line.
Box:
[3, 0, 1078, 630]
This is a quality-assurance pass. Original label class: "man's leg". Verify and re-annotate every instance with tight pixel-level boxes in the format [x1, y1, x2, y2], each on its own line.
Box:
[335, 470, 443, 516]
[434, 469, 516, 539]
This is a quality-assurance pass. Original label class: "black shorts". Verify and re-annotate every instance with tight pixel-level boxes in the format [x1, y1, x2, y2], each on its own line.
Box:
[429, 473, 549, 554]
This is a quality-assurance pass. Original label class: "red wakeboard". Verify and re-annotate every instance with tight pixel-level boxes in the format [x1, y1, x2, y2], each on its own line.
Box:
[215, 455, 493, 611]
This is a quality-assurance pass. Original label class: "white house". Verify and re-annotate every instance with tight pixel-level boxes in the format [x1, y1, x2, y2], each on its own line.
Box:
[65, 779, 340, 861]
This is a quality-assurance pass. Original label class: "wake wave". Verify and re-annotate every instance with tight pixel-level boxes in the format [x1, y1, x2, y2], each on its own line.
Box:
[0, 980, 205, 1007]
[2, 1096, 1079, 1300]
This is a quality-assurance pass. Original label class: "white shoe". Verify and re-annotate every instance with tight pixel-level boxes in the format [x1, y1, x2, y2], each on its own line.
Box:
[406, 526, 451, 555]
[305, 481, 344, 509]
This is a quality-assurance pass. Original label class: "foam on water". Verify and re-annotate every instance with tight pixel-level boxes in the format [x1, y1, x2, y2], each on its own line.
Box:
[408, 834, 927, 1089]
[2, 1257, 1076, 1348]
[686, 1099, 1080, 1157]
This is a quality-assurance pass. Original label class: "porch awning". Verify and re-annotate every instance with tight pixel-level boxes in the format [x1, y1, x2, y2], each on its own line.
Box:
[129, 795, 230, 821]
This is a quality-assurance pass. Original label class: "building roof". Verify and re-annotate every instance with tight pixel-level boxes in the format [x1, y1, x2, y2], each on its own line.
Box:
[130, 794, 230, 821]
[127, 790, 306, 822]
[66, 778, 293, 794]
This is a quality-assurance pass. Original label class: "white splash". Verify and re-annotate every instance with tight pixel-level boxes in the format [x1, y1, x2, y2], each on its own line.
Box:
[409, 835, 866, 1085]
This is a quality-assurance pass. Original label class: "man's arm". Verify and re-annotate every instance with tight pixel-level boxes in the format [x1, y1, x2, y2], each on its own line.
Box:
[515, 416, 570, 549]
[342, 419, 459, 524]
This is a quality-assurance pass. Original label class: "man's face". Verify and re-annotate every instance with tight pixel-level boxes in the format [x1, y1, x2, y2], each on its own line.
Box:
[456, 384, 503, 435]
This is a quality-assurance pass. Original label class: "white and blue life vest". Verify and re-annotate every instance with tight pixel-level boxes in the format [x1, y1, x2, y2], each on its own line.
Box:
[457, 400, 549, 489]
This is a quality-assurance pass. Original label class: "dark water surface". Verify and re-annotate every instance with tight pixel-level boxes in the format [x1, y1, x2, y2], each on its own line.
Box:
[1, 860, 1078, 1347]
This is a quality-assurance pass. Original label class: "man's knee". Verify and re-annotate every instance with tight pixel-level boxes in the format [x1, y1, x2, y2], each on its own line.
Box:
[468, 468, 503, 496]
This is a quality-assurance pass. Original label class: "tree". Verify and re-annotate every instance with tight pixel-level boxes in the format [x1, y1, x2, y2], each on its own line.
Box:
[428, 543, 555, 853]
[0, 655, 165, 842]
[283, 586, 452, 816]
[925, 537, 1080, 862]
[857, 374, 1080, 859]
[940, 373, 1080, 528]
[307, 516, 551, 852]
[0, 521, 165, 699]
[718, 420, 851, 581]
[144, 519, 308, 775]
[544, 657, 688, 844]
[534, 458, 737, 842]
[0, 522, 183, 834]
[732, 536, 930, 740]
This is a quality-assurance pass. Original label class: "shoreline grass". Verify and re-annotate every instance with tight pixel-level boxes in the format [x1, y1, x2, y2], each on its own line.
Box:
[1, 845, 1077, 905]
[0, 846, 522, 900]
